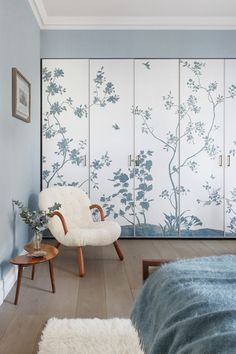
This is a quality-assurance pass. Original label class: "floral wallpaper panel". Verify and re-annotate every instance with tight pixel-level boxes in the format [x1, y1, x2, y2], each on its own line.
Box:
[42, 59, 89, 192]
[134, 59, 180, 237]
[179, 59, 225, 237]
[89, 60, 135, 236]
[42, 59, 236, 238]
[225, 59, 236, 237]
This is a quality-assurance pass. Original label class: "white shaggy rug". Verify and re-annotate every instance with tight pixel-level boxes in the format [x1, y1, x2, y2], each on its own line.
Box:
[38, 318, 144, 354]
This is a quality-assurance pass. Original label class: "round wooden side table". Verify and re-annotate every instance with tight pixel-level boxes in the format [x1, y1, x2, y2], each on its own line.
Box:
[10, 243, 58, 305]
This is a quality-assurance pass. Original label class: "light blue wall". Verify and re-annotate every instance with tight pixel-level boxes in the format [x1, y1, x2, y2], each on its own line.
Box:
[0, 8, 234, 278]
[0, 0, 40, 277]
[41, 30, 236, 58]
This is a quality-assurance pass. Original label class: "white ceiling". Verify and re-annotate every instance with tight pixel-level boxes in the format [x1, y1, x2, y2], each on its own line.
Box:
[29, 0, 236, 29]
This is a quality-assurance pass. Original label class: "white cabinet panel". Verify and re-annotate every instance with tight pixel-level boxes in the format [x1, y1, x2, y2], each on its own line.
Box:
[89, 60, 135, 236]
[180, 60, 224, 237]
[41, 58, 236, 239]
[135, 60, 179, 236]
[42, 59, 89, 193]
[225, 60, 236, 237]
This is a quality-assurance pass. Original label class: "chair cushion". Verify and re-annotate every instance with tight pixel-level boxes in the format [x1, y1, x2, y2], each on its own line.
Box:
[50, 221, 121, 247]
[39, 186, 121, 247]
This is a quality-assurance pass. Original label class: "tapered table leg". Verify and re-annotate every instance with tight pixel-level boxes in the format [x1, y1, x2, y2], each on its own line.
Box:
[31, 265, 35, 280]
[48, 260, 55, 293]
[15, 265, 23, 305]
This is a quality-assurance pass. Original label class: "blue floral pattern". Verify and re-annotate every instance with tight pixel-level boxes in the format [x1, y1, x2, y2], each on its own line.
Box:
[133, 60, 236, 236]
[42, 65, 118, 189]
[42, 60, 236, 238]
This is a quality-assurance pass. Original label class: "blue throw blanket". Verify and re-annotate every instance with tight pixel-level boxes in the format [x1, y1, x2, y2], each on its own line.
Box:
[131, 255, 236, 354]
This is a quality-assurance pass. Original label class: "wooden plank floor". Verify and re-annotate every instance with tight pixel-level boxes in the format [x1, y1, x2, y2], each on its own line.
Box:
[1, 239, 236, 354]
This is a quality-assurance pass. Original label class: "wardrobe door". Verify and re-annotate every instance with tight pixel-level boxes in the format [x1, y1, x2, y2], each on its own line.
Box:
[225, 60, 236, 237]
[180, 59, 224, 237]
[42, 59, 89, 192]
[135, 60, 180, 237]
[89, 60, 135, 236]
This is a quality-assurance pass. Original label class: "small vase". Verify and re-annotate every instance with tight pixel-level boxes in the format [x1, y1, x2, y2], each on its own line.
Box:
[32, 232, 42, 250]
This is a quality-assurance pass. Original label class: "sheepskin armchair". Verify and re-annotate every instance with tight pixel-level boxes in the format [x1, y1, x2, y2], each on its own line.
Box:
[39, 186, 124, 277]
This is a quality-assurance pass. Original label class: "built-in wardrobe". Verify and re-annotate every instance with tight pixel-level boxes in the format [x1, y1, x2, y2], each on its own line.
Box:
[41, 59, 236, 238]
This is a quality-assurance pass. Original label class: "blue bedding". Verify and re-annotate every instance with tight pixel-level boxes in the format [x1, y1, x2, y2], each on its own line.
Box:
[131, 255, 236, 354]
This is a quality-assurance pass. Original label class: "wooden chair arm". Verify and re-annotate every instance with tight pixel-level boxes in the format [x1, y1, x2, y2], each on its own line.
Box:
[49, 211, 68, 235]
[142, 259, 174, 282]
[89, 204, 105, 221]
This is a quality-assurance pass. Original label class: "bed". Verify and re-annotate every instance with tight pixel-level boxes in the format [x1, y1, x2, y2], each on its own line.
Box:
[131, 255, 236, 354]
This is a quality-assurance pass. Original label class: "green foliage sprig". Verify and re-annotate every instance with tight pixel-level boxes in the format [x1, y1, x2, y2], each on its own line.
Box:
[13, 200, 61, 232]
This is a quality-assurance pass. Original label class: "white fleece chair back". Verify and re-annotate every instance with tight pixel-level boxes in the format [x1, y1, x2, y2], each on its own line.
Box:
[39, 187, 93, 240]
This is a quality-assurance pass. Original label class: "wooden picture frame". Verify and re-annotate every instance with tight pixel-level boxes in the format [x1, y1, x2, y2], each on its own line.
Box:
[12, 68, 31, 123]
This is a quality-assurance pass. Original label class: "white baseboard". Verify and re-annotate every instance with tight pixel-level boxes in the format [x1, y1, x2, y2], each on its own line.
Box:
[0, 250, 27, 306]
[3, 266, 18, 300]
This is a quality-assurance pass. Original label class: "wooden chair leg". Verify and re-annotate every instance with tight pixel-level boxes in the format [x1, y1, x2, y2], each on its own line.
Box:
[113, 241, 124, 261]
[55, 241, 61, 249]
[77, 247, 85, 277]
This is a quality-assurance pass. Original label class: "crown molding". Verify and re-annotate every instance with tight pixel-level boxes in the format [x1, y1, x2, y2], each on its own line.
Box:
[28, 1, 236, 30]
[28, 0, 44, 28]
[41, 17, 236, 30]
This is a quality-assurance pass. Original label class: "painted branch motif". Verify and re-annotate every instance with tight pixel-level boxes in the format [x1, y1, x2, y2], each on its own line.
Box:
[133, 60, 236, 236]
[100, 150, 154, 229]
[42, 66, 119, 189]
[42, 60, 236, 237]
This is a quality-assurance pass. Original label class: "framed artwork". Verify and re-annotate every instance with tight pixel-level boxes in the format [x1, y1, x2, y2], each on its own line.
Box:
[12, 68, 31, 123]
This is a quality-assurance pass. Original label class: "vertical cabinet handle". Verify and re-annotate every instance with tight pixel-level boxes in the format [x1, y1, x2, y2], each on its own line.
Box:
[128, 155, 139, 167]
[219, 155, 223, 167]
[227, 155, 231, 167]
[128, 154, 132, 167]
[81, 155, 87, 167]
